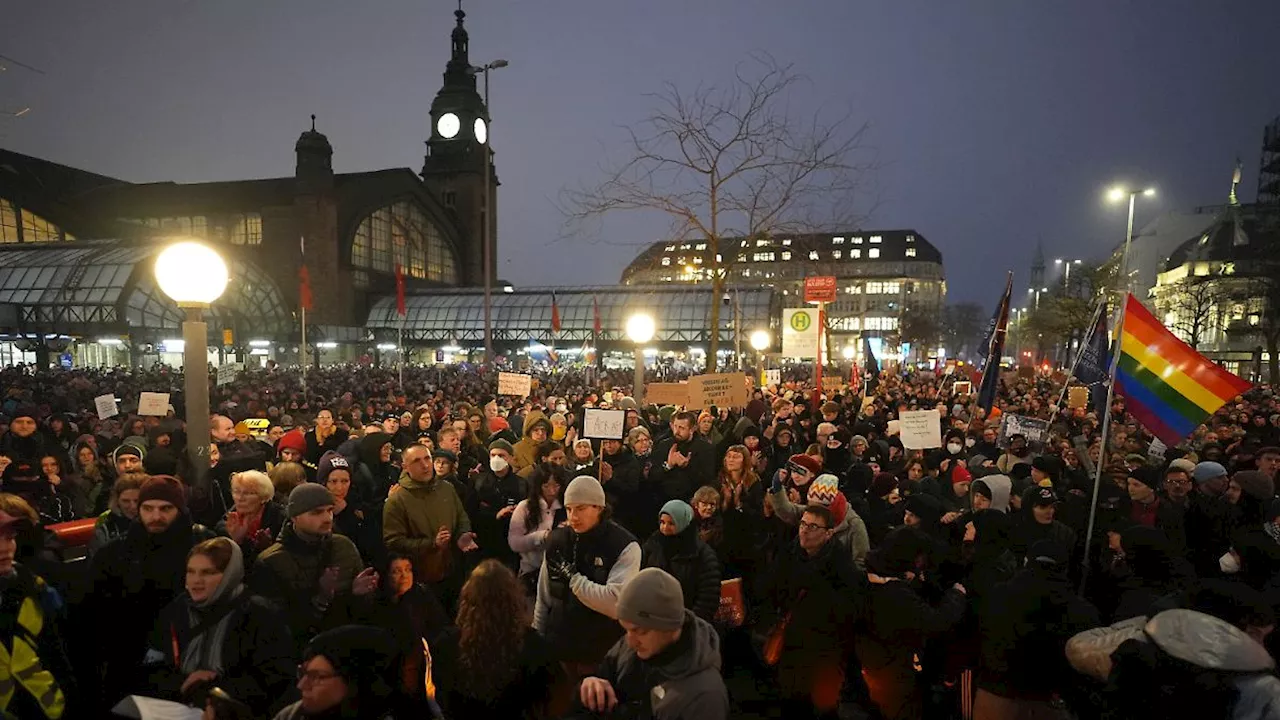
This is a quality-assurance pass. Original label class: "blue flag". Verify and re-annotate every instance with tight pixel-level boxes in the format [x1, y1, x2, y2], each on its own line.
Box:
[1073, 306, 1111, 411]
[978, 273, 1013, 412]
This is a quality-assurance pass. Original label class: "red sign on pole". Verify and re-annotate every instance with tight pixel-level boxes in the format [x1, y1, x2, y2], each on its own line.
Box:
[804, 276, 838, 303]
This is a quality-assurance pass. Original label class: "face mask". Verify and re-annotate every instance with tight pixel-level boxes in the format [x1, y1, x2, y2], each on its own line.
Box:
[947, 443, 963, 455]
[965, 438, 976, 448]
[489, 455, 509, 473]
[556, 404, 568, 413]
[1220, 551, 1241, 574]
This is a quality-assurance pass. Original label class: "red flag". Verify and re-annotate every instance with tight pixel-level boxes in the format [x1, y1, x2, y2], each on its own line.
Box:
[551, 292, 561, 333]
[593, 295, 601, 334]
[299, 236, 313, 311]
[395, 264, 407, 317]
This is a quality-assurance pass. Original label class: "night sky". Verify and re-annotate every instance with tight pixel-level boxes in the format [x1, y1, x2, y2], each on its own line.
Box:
[5, 1, 1279, 306]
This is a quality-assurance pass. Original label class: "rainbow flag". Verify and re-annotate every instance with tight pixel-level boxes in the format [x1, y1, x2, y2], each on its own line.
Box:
[1115, 293, 1251, 446]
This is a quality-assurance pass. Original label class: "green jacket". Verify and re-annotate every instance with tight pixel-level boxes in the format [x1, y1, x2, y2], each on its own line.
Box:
[250, 524, 363, 651]
[382, 470, 472, 559]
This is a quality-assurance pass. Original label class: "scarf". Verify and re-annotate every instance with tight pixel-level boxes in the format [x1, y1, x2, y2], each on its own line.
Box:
[181, 541, 246, 675]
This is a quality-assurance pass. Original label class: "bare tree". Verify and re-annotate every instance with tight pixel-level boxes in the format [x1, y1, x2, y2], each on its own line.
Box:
[1162, 275, 1227, 350]
[562, 52, 874, 371]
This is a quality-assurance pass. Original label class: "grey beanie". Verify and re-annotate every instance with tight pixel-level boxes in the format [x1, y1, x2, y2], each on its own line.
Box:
[616, 567, 685, 631]
[288, 483, 335, 518]
[564, 475, 607, 507]
[488, 438, 515, 454]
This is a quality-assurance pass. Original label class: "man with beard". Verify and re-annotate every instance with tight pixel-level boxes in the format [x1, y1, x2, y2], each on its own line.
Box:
[83, 476, 215, 708]
[651, 412, 715, 506]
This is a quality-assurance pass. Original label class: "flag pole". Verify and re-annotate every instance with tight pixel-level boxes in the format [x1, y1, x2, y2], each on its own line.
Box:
[300, 306, 307, 392]
[1079, 293, 1129, 593]
[1056, 299, 1107, 409]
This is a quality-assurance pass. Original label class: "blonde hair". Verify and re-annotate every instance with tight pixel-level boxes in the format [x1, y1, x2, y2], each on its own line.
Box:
[232, 470, 274, 503]
[692, 485, 721, 507]
[0, 493, 38, 524]
[268, 462, 307, 499]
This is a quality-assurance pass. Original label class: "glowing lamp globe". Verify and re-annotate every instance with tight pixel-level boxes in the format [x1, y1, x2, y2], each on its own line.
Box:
[626, 313, 656, 344]
[155, 241, 228, 307]
[749, 330, 771, 351]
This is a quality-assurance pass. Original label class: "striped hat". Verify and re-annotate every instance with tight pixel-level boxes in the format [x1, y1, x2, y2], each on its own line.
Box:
[808, 473, 841, 507]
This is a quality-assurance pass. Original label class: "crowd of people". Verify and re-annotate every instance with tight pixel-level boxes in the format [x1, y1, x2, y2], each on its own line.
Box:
[3, 360, 1280, 718]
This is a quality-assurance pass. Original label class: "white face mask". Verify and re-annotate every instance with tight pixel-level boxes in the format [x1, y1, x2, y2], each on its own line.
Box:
[965, 438, 976, 448]
[490, 455, 509, 473]
[1220, 551, 1241, 574]
[556, 404, 568, 414]
[947, 443, 963, 455]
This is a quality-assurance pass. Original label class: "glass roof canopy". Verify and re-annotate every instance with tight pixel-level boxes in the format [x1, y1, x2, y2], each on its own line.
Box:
[367, 285, 778, 347]
[0, 240, 293, 342]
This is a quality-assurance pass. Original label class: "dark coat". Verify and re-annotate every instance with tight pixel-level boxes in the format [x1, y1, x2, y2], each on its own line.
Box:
[650, 435, 716, 505]
[757, 538, 865, 672]
[641, 527, 722, 622]
[471, 468, 527, 567]
[215, 501, 287, 567]
[606, 449, 652, 538]
[431, 626, 558, 720]
[249, 524, 364, 652]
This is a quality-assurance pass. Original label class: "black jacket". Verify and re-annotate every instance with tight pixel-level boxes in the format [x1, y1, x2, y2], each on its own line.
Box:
[650, 435, 716, 505]
[536, 520, 639, 664]
[431, 626, 558, 720]
[471, 468, 527, 566]
[641, 527, 722, 622]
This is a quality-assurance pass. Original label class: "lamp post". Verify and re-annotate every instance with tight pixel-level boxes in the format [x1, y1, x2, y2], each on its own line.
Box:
[1055, 258, 1083, 297]
[750, 329, 770, 386]
[154, 241, 228, 497]
[1108, 186, 1156, 294]
[469, 58, 509, 365]
[626, 313, 656, 404]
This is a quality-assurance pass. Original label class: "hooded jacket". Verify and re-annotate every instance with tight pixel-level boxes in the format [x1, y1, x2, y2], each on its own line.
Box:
[381, 468, 471, 582]
[973, 474, 1013, 513]
[569, 611, 729, 720]
[512, 410, 551, 475]
[641, 526, 722, 622]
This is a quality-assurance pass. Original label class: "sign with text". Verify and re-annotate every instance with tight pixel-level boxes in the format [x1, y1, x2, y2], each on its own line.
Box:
[803, 275, 838, 303]
[94, 393, 119, 420]
[688, 372, 750, 410]
[899, 409, 942, 450]
[782, 308, 820, 358]
[497, 372, 533, 397]
[953, 381, 972, 396]
[645, 382, 689, 407]
[765, 369, 781, 386]
[583, 408, 626, 440]
[137, 392, 171, 416]
[998, 414, 1050, 450]
[216, 363, 242, 387]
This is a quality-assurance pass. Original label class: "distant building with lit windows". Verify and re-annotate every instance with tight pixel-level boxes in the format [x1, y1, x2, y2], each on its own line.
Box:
[620, 230, 945, 344]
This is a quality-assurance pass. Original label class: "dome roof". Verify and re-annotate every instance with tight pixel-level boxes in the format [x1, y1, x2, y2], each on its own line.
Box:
[295, 115, 332, 154]
[1163, 205, 1279, 270]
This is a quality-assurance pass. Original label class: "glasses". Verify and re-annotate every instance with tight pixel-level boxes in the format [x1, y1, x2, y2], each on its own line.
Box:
[297, 666, 341, 684]
[798, 521, 829, 533]
[1166, 477, 1192, 486]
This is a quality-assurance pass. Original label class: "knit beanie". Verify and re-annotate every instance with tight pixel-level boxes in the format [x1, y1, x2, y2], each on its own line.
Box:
[1193, 461, 1228, 485]
[1127, 465, 1160, 491]
[276, 429, 306, 454]
[1167, 458, 1196, 475]
[788, 453, 823, 478]
[951, 464, 973, 487]
[1234, 471, 1275, 502]
[112, 443, 145, 463]
[488, 438, 515, 455]
[138, 475, 188, 514]
[826, 492, 849, 527]
[316, 451, 351, 486]
[288, 483, 334, 518]
[905, 493, 942, 525]
[870, 472, 898, 499]
[659, 500, 693, 533]
[808, 473, 841, 506]
[616, 568, 685, 631]
[972, 479, 994, 503]
[142, 446, 179, 477]
[303, 626, 398, 703]
[564, 476, 607, 507]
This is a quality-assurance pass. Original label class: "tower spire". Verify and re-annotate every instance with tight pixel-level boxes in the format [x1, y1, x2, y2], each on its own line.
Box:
[1229, 157, 1242, 206]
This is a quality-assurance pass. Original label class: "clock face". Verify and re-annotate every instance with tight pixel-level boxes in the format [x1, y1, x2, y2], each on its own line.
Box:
[474, 117, 488, 144]
[436, 112, 460, 139]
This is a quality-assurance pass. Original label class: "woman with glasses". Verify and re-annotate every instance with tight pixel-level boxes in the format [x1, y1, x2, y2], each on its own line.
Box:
[275, 625, 400, 719]
[217, 470, 286, 565]
[142, 537, 293, 716]
[508, 465, 567, 596]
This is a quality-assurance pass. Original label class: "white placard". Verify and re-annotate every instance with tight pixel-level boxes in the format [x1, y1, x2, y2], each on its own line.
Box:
[953, 381, 972, 395]
[1148, 437, 1167, 461]
[781, 307, 821, 359]
[497, 372, 532, 397]
[765, 369, 781, 386]
[137, 392, 171, 416]
[94, 393, 119, 419]
[899, 409, 942, 450]
[583, 408, 626, 440]
[216, 363, 242, 387]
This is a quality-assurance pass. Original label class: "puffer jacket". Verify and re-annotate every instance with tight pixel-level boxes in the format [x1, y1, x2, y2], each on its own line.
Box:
[641, 526, 722, 622]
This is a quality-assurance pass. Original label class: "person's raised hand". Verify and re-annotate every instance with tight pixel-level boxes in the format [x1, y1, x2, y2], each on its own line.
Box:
[434, 525, 452, 550]
[579, 677, 618, 713]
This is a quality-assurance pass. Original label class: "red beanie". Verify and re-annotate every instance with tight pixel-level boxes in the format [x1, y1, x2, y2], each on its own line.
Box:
[951, 465, 973, 487]
[277, 429, 306, 455]
[788, 453, 823, 477]
[827, 492, 849, 527]
[138, 475, 188, 514]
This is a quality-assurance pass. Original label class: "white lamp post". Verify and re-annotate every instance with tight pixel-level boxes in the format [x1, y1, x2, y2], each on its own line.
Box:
[468, 58, 509, 365]
[626, 313, 656, 404]
[155, 241, 228, 495]
[1108, 185, 1157, 294]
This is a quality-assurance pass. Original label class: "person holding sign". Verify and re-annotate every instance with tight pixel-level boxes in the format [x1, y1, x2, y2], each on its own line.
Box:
[650, 411, 716, 507]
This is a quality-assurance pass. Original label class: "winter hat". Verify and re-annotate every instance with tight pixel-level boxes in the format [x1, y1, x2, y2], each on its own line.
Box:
[1234, 471, 1275, 502]
[616, 396, 639, 411]
[1027, 539, 1069, 566]
[276, 429, 306, 454]
[1193, 461, 1228, 485]
[1032, 487, 1058, 507]
[488, 438, 514, 455]
[1032, 455, 1062, 479]
[1167, 458, 1196, 475]
[316, 451, 351, 486]
[850, 434, 868, 447]
[303, 626, 398, 703]
[1127, 465, 1160, 491]
[659, 500, 694, 533]
[8, 406, 37, 424]
[870, 472, 898, 499]
[808, 473, 841, 506]
[951, 464, 973, 487]
[142, 446, 179, 476]
[287, 483, 334, 518]
[1, 459, 38, 481]
[826, 492, 849, 527]
[565, 476, 607, 507]
[972, 479, 994, 503]
[138, 475, 188, 514]
[1124, 453, 1148, 468]
[967, 454, 989, 471]
[431, 448, 458, 465]
[787, 453, 823, 477]
[616, 568, 685, 631]
[111, 443, 145, 463]
[905, 493, 942, 525]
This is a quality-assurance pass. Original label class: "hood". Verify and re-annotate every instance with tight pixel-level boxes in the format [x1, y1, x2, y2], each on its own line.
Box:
[648, 612, 722, 681]
[398, 468, 436, 491]
[975, 474, 1012, 513]
[191, 540, 245, 609]
[1145, 609, 1274, 673]
[521, 410, 550, 439]
[359, 432, 393, 467]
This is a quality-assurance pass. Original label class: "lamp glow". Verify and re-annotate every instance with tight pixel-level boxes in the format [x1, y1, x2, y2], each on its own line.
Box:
[626, 313, 656, 344]
[749, 330, 771, 351]
[154, 241, 228, 307]
[841, 345, 856, 360]
[1108, 187, 1126, 202]
[1143, 187, 1156, 197]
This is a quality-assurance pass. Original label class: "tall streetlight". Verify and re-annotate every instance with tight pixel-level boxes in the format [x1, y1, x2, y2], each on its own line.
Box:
[154, 241, 228, 496]
[469, 58, 508, 365]
[1055, 258, 1083, 296]
[1108, 186, 1156, 293]
[626, 313, 656, 404]
[750, 329, 770, 385]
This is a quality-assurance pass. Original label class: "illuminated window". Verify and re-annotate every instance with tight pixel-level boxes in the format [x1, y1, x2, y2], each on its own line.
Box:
[661, 257, 671, 266]
[782, 239, 792, 246]
[870, 235, 882, 244]
[1, 199, 71, 243]
[665, 245, 676, 251]
[833, 250, 842, 259]
[695, 243, 707, 250]
[906, 235, 916, 243]
[753, 252, 774, 262]
[738, 253, 747, 262]
[866, 282, 901, 294]
[869, 248, 880, 259]
[680, 243, 691, 250]
[851, 249, 861, 259]
[0, 200, 19, 243]
[905, 247, 917, 257]
[351, 200, 458, 283]
[782, 250, 792, 260]
[229, 213, 263, 246]
[845, 284, 862, 294]
[693, 256, 703, 264]
[756, 239, 769, 247]
[809, 250, 819, 260]
[833, 237, 845, 245]
[852, 237, 863, 244]
[864, 316, 898, 331]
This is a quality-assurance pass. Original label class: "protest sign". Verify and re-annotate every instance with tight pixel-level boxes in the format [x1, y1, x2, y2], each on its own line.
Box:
[645, 383, 689, 407]
[1068, 386, 1090, 409]
[94, 394, 119, 420]
[1148, 437, 1167, 461]
[899, 409, 942, 450]
[137, 392, 170, 416]
[998, 413, 1050, 450]
[497, 372, 532, 397]
[765, 369, 781, 386]
[688, 373, 750, 409]
[583, 408, 626, 440]
[953, 381, 972, 396]
[216, 363, 242, 387]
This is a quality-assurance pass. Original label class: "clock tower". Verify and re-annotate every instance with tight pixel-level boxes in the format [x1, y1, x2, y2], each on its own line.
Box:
[421, 3, 496, 287]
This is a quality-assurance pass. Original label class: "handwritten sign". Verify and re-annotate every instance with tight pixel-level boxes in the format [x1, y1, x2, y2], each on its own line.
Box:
[645, 383, 689, 406]
[497, 372, 532, 397]
[216, 363, 242, 387]
[765, 369, 781, 386]
[1148, 437, 1167, 461]
[137, 392, 171, 417]
[688, 373, 750, 410]
[953, 381, 972, 396]
[94, 393, 119, 420]
[583, 408, 626, 440]
[899, 409, 942, 450]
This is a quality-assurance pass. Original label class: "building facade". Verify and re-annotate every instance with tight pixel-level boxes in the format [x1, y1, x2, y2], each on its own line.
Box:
[620, 230, 945, 347]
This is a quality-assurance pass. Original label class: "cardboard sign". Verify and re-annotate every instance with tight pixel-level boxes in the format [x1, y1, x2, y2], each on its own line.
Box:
[94, 393, 119, 420]
[583, 408, 626, 440]
[688, 373, 750, 410]
[216, 363, 242, 387]
[953, 381, 972, 396]
[765, 369, 781, 386]
[821, 376, 844, 393]
[497, 372, 532, 397]
[137, 392, 170, 416]
[782, 308, 821, 358]
[1068, 386, 1089, 409]
[803, 276, 838, 303]
[645, 383, 689, 407]
[998, 414, 1050, 450]
[899, 409, 942, 450]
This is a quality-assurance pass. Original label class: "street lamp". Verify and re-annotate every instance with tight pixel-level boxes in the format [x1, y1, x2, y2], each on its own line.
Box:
[154, 240, 228, 497]
[1108, 185, 1157, 293]
[626, 313, 656, 404]
[749, 330, 770, 352]
[468, 58, 509, 365]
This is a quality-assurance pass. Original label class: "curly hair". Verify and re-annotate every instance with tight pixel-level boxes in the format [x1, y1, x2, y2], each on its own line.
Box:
[453, 560, 528, 700]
